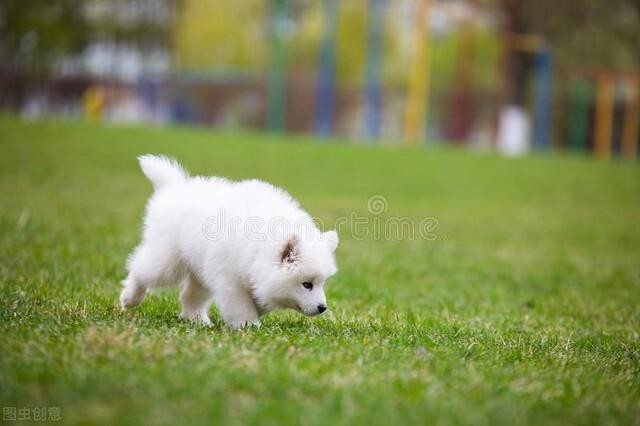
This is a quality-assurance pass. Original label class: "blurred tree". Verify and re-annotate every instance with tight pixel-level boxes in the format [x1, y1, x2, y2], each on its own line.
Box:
[333, 0, 411, 89]
[519, 0, 639, 74]
[334, 0, 407, 89]
[288, 1, 322, 73]
[498, 0, 640, 105]
[173, 0, 267, 71]
[0, 0, 176, 73]
[85, 0, 177, 50]
[335, 0, 368, 87]
[497, 0, 640, 146]
[0, 0, 89, 72]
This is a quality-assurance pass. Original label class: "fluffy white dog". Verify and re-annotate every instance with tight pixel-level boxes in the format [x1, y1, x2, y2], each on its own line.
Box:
[120, 155, 339, 328]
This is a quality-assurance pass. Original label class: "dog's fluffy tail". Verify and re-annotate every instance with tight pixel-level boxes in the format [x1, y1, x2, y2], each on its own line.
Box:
[138, 155, 188, 190]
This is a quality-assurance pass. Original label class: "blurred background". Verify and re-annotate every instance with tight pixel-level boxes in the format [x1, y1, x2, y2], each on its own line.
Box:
[0, 0, 638, 159]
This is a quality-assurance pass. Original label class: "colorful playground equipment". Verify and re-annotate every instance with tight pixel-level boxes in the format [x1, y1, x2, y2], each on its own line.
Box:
[313, 0, 387, 140]
[595, 74, 639, 160]
[362, 0, 386, 139]
[68, 0, 634, 161]
[496, 32, 553, 154]
[315, 0, 339, 136]
[267, 0, 288, 132]
[594, 73, 616, 160]
[404, 0, 432, 145]
[622, 77, 640, 160]
[567, 73, 639, 160]
[261, 0, 637, 161]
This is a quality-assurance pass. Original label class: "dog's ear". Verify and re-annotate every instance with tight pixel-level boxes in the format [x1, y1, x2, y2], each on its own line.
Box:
[280, 236, 299, 265]
[324, 230, 339, 253]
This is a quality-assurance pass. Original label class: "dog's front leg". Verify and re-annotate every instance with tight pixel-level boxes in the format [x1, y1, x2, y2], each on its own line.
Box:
[214, 281, 261, 330]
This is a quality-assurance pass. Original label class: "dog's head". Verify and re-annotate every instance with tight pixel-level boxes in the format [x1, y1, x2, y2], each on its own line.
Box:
[256, 230, 339, 316]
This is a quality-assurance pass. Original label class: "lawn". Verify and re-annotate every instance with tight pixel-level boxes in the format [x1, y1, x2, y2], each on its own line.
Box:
[0, 116, 639, 425]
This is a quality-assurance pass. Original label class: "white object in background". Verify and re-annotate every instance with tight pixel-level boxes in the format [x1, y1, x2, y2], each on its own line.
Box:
[106, 94, 146, 124]
[497, 105, 531, 157]
[21, 94, 47, 121]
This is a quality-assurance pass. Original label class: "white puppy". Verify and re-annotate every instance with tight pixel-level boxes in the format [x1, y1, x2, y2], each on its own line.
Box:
[120, 155, 339, 328]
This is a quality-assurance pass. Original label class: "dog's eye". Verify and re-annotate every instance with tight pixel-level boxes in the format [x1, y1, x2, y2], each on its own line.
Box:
[302, 281, 313, 290]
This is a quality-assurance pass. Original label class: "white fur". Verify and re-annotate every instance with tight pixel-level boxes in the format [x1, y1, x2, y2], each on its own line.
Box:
[120, 155, 339, 329]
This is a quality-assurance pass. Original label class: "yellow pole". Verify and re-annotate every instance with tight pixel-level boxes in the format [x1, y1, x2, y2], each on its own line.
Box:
[594, 74, 615, 160]
[621, 76, 639, 160]
[404, 0, 432, 145]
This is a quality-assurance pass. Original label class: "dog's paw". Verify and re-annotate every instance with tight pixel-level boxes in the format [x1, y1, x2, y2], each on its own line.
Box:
[119, 288, 146, 310]
[227, 319, 261, 330]
[180, 310, 212, 326]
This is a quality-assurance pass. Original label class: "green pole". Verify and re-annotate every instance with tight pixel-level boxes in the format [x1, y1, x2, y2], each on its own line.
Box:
[267, 0, 288, 132]
[568, 80, 592, 151]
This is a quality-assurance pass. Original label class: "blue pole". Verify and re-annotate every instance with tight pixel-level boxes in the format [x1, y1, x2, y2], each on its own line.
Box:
[315, 0, 339, 137]
[267, 0, 288, 132]
[532, 47, 553, 149]
[363, 0, 385, 140]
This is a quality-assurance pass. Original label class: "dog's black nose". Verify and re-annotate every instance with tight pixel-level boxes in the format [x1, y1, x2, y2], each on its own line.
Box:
[317, 304, 327, 313]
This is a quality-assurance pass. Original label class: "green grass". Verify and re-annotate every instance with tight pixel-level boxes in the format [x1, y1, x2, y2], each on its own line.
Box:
[1, 116, 639, 425]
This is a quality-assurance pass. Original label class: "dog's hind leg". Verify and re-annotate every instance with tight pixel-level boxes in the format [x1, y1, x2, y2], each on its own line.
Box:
[180, 272, 213, 325]
[120, 274, 148, 309]
[120, 243, 184, 310]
